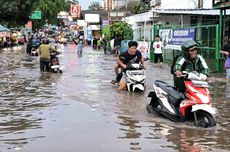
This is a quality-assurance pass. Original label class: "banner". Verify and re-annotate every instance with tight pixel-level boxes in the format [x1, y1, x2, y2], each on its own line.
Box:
[137, 41, 150, 59]
[159, 28, 196, 50]
[87, 29, 92, 41]
[120, 39, 131, 53]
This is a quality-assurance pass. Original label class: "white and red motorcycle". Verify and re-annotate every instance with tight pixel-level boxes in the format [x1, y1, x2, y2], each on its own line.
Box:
[146, 71, 216, 128]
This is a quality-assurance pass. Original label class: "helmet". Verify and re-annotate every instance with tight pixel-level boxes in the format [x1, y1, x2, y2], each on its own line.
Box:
[181, 40, 198, 57]
[42, 39, 49, 44]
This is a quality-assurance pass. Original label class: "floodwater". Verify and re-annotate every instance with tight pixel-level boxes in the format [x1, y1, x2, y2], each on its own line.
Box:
[0, 44, 229, 152]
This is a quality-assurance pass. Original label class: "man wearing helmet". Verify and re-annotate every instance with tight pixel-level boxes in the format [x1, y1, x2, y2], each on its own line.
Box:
[172, 40, 209, 92]
[38, 39, 58, 72]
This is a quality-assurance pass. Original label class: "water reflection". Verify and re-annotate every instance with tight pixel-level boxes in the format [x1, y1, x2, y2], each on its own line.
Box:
[166, 127, 215, 152]
[0, 47, 61, 150]
[224, 81, 230, 99]
[0, 46, 230, 152]
[117, 115, 142, 151]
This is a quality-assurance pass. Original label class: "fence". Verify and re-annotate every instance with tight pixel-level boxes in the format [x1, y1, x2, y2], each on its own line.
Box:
[152, 24, 224, 72]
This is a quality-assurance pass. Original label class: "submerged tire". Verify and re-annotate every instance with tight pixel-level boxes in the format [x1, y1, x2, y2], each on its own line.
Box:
[195, 111, 216, 128]
[146, 104, 155, 114]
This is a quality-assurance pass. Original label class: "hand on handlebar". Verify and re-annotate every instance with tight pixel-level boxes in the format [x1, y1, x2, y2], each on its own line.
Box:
[175, 71, 182, 77]
[122, 64, 127, 69]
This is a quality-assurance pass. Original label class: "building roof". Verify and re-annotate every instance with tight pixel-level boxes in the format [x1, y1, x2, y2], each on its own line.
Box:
[152, 9, 230, 15]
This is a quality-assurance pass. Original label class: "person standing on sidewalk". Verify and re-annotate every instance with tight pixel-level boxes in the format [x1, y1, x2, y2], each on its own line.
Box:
[153, 35, 164, 64]
[220, 38, 230, 79]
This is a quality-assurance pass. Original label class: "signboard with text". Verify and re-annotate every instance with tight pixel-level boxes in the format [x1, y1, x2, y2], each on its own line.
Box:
[31, 10, 41, 19]
[71, 4, 81, 18]
[160, 28, 196, 50]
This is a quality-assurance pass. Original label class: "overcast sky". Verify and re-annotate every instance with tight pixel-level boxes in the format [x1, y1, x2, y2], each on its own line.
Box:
[77, 0, 102, 10]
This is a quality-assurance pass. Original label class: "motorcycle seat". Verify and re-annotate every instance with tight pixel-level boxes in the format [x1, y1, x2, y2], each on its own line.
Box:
[155, 80, 185, 107]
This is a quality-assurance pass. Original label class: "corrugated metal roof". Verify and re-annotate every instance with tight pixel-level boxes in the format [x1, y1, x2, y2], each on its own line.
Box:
[151, 9, 230, 15]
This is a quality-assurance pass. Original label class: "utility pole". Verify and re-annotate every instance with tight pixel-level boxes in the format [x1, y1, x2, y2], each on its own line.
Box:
[198, 0, 203, 8]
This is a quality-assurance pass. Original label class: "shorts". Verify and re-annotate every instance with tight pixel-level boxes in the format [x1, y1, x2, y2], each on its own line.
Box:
[226, 68, 230, 79]
[114, 45, 120, 51]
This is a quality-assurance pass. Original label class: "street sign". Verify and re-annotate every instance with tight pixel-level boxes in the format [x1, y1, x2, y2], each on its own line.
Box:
[31, 11, 41, 19]
[102, 20, 109, 26]
[71, 4, 81, 18]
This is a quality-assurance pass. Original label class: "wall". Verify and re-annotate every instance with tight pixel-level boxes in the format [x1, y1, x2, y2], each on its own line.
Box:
[159, 15, 191, 27]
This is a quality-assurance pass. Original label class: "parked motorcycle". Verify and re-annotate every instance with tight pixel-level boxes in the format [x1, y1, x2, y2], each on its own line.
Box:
[146, 71, 216, 128]
[125, 63, 146, 92]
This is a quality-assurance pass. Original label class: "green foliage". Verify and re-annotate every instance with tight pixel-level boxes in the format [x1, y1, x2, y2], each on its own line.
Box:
[31, 0, 67, 29]
[110, 21, 133, 40]
[33, 0, 66, 24]
[0, 0, 36, 26]
[0, 0, 67, 27]
[102, 26, 111, 41]
[131, 2, 151, 14]
[88, 2, 103, 11]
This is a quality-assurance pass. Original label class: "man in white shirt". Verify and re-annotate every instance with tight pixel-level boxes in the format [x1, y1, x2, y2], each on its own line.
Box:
[153, 34, 164, 63]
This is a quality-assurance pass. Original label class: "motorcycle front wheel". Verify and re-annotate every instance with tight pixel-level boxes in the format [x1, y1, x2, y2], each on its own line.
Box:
[195, 111, 216, 128]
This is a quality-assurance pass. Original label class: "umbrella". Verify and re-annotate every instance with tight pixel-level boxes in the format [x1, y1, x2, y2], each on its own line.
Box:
[0, 25, 10, 32]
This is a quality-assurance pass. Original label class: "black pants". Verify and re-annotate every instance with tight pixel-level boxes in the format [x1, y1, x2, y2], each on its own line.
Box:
[40, 60, 50, 72]
[154, 53, 163, 63]
[116, 72, 122, 82]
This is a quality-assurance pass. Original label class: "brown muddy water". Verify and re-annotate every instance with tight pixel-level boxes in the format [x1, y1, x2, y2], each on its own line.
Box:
[0, 45, 229, 152]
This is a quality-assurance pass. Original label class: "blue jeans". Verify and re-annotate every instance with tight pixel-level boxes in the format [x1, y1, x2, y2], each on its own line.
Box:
[226, 68, 230, 79]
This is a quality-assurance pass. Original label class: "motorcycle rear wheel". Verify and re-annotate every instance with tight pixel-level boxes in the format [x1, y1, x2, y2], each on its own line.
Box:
[195, 111, 216, 128]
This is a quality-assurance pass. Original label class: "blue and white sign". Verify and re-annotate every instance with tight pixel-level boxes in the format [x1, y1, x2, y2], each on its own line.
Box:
[87, 29, 92, 41]
[102, 20, 109, 26]
[161, 28, 196, 50]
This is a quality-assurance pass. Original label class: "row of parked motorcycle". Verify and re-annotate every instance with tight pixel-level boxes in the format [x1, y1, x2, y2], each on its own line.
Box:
[119, 63, 216, 128]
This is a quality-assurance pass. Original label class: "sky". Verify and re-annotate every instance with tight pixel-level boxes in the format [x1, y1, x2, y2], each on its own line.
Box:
[76, 0, 102, 10]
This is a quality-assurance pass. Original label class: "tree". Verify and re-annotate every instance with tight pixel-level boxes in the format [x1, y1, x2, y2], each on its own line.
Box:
[109, 21, 133, 40]
[88, 2, 103, 11]
[0, 0, 36, 26]
[131, 2, 151, 14]
[33, 0, 66, 24]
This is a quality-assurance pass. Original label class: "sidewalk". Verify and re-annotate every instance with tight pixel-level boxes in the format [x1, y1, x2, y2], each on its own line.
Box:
[209, 72, 229, 83]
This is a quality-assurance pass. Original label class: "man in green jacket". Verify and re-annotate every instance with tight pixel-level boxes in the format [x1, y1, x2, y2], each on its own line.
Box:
[173, 40, 209, 92]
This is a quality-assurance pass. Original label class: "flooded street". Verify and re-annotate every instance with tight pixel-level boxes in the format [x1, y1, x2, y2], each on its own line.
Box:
[0, 44, 229, 152]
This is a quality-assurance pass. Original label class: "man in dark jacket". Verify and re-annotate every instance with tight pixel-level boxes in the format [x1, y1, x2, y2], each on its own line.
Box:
[173, 40, 209, 92]
[26, 39, 33, 55]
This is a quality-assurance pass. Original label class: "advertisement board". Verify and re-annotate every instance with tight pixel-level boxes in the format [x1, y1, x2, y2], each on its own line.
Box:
[85, 14, 100, 23]
[71, 4, 81, 18]
[159, 28, 196, 50]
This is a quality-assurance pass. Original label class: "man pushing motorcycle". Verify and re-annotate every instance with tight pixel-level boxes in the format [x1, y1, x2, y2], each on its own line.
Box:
[38, 39, 60, 72]
[172, 40, 209, 92]
[117, 41, 145, 90]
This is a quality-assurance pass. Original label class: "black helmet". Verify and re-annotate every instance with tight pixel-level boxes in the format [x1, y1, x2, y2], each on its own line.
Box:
[42, 39, 49, 44]
[181, 40, 198, 57]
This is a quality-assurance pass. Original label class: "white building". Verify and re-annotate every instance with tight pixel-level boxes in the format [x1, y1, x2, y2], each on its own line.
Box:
[122, 0, 223, 41]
